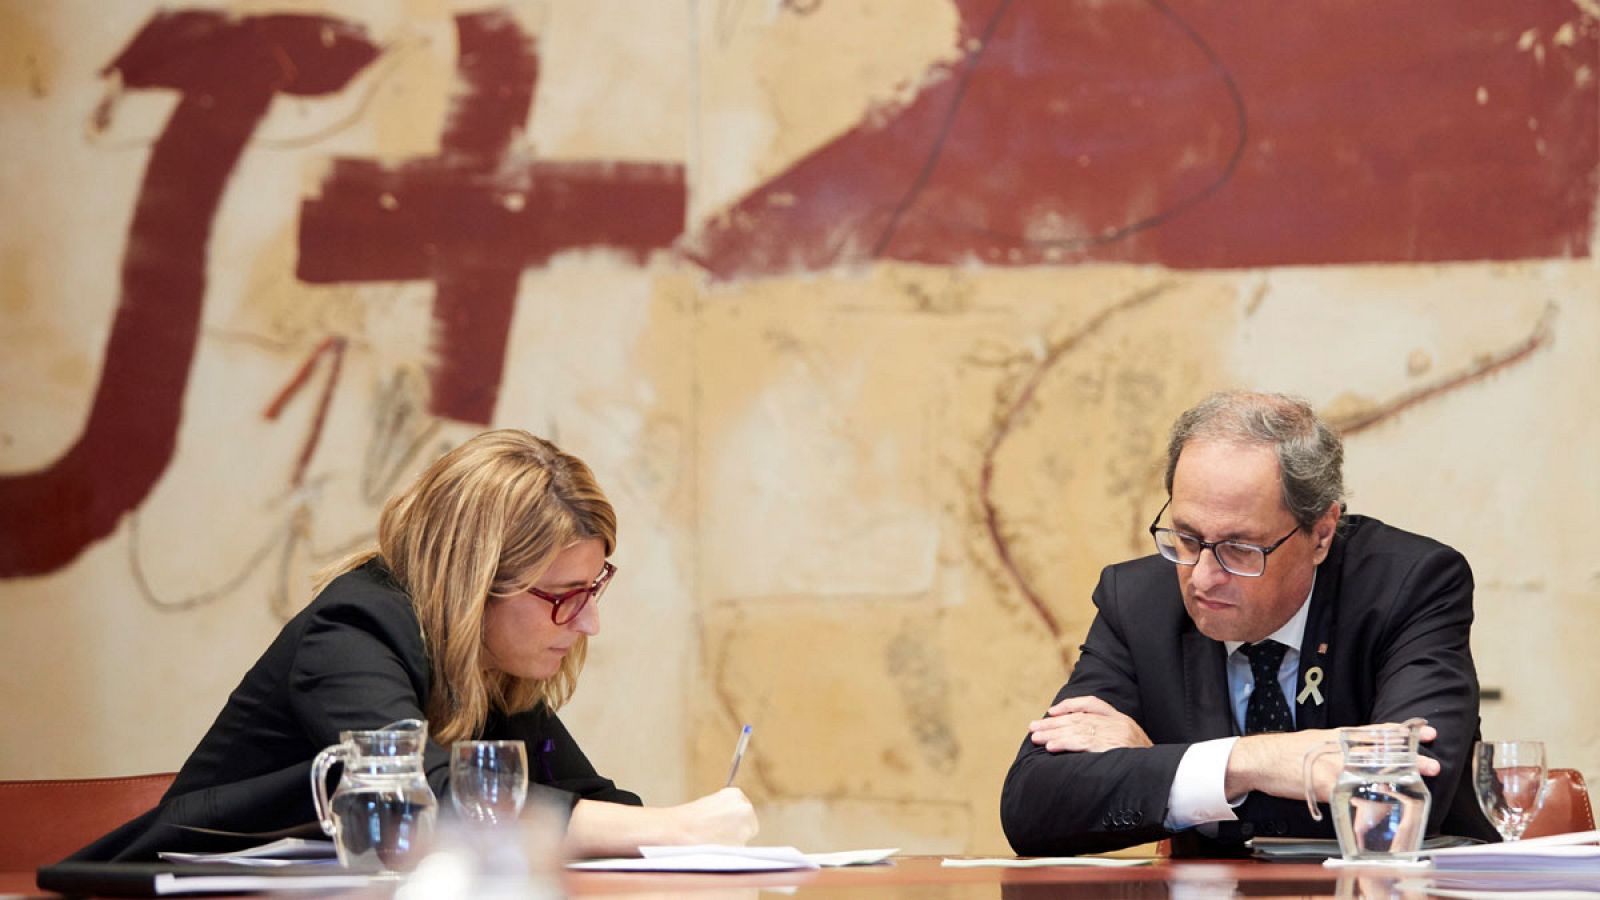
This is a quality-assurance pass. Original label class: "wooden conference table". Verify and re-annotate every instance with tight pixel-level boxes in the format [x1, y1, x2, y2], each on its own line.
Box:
[566, 857, 1354, 897]
[0, 856, 1498, 899]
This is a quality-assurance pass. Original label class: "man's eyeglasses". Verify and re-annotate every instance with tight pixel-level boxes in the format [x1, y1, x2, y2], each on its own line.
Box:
[1147, 499, 1299, 578]
[529, 561, 616, 625]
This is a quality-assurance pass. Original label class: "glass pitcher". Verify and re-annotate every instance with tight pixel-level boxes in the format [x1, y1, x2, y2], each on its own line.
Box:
[1304, 722, 1432, 861]
[311, 718, 439, 872]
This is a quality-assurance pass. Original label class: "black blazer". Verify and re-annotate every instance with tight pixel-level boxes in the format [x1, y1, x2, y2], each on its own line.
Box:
[72, 560, 639, 862]
[1001, 515, 1495, 856]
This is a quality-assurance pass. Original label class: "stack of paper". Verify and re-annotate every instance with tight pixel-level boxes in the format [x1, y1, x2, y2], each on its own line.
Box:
[35, 839, 356, 896]
[35, 861, 369, 896]
[1406, 830, 1600, 894]
[1430, 843, 1600, 873]
[159, 837, 338, 867]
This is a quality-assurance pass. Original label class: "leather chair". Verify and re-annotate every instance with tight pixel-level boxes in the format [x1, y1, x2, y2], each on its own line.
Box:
[0, 772, 175, 869]
[1522, 767, 1595, 839]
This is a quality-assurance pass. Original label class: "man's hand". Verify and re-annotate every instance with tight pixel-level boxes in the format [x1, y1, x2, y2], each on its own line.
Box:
[1027, 695, 1152, 753]
[1226, 723, 1441, 803]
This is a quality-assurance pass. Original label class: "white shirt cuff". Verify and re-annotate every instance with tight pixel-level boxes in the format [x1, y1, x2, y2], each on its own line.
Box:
[1164, 737, 1243, 829]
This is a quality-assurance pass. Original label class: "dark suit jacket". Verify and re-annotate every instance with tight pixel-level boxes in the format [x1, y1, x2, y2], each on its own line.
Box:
[71, 559, 639, 862]
[1000, 514, 1495, 856]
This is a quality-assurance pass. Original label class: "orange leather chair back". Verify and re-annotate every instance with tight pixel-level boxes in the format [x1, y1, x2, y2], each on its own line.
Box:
[0, 773, 175, 869]
[1522, 767, 1595, 839]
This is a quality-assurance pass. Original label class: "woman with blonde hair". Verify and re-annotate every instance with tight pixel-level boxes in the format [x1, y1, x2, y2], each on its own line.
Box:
[74, 429, 756, 861]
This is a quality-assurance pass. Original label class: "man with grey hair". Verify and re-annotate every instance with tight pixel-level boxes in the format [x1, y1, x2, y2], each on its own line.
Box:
[1001, 391, 1493, 856]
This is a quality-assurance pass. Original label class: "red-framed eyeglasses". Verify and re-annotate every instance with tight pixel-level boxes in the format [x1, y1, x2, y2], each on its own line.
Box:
[528, 561, 616, 625]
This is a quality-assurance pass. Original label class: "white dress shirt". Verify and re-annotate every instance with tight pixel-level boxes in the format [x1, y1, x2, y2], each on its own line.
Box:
[1163, 575, 1315, 829]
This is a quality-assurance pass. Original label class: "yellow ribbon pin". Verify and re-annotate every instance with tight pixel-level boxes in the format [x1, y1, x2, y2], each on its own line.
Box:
[1297, 666, 1325, 705]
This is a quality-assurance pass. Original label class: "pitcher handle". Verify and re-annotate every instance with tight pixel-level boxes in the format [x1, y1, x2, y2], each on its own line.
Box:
[311, 743, 348, 837]
[1302, 739, 1340, 821]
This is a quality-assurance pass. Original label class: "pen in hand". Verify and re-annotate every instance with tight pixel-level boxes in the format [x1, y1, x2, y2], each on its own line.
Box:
[725, 724, 753, 787]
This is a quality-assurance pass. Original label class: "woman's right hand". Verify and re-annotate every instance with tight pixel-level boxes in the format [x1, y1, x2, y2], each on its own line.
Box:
[665, 787, 759, 845]
[566, 788, 759, 857]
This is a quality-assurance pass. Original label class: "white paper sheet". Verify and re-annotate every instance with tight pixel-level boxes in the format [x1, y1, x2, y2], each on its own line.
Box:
[570, 844, 814, 873]
[803, 848, 898, 867]
[567, 844, 899, 873]
[150, 872, 370, 895]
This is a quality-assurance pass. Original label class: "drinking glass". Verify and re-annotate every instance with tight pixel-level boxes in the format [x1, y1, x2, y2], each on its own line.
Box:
[450, 740, 529, 826]
[1473, 740, 1548, 841]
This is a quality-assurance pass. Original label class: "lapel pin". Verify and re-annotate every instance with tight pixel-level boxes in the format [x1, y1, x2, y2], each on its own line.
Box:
[1317, 642, 1328, 655]
[1298, 666, 1326, 706]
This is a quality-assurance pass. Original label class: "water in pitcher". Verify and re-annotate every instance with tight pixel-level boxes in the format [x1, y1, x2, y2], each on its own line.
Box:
[312, 721, 439, 874]
[1328, 755, 1431, 858]
[329, 774, 438, 871]
[1307, 722, 1432, 861]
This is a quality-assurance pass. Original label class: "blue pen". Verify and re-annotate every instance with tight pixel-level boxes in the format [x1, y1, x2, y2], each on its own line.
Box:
[725, 724, 752, 787]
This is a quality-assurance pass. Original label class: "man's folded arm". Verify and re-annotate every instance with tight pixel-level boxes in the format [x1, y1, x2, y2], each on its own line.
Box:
[1002, 558, 1265, 854]
[1001, 564, 1198, 855]
[1001, 741, 1189, 855]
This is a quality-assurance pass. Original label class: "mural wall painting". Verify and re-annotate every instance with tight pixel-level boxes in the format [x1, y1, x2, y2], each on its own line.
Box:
[1, 8, 688, 582]
[296, 11, 688, 425]
[0, 12, 378, 578]
[2, 0, 1597, 851]
[980, 292, 1557, 669]
[8, 1, 1592, 582]
[690, 0, 1595, 276]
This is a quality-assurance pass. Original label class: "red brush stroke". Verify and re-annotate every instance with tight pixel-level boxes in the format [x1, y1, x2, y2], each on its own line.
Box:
[297, 11, 687, 425]
[1330, 305, 1556, 437]
[978, 283, 1174, 670]
[442, 11, 539, 164]
[0, 12, 378, 578]
[687, 0, 1598, 278]
[264, 336, 348, 489]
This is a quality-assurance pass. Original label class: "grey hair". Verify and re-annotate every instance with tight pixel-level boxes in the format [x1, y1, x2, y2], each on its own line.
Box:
[1163, 391, 1345, 530]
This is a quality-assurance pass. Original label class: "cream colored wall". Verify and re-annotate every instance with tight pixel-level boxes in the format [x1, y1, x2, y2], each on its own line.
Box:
[2, 0, 1597, 858]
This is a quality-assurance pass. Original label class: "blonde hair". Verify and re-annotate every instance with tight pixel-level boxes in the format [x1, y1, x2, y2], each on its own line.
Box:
[320, 430, 616, 746]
